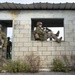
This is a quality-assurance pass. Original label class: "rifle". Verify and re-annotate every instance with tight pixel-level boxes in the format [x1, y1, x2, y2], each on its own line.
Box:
[46, 27, 52, 32]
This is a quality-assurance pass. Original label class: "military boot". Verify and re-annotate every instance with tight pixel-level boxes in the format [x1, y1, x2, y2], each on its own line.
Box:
[55, 31, 59, 37]
[56, 37, 62, 43]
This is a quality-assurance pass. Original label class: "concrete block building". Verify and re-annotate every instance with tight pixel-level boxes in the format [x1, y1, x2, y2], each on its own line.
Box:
[0, 2, 75, 70]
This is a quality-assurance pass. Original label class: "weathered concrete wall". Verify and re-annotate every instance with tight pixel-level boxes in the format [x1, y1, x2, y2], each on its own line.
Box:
[0, 10, 75, 69]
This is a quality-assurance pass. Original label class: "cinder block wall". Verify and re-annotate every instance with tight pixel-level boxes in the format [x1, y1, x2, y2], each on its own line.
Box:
[0, 10, 75, 69]
[13, 10, 75, 69]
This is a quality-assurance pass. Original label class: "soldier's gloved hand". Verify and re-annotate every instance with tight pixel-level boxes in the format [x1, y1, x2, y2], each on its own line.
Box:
[45, 30, 48, 33]
[2, 47, 6, 51]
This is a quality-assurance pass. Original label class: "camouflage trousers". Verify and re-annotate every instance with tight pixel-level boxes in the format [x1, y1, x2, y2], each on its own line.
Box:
[0, 48, 2, 58]
[40, 32, 62, 43]
[0, 48, 6, 67]
[0, 48, 6, 58]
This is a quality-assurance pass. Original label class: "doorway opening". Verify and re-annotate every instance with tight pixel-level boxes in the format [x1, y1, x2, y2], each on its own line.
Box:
[0, 20, 13, 59]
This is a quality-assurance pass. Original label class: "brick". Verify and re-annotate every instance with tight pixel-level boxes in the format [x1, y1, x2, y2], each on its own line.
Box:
[61, 42, 69, 46]
[64, 24, 69, 29]
[14, 56, 19, 60]
[14, 34, 17, 38]
[20, 30, 27, 33]
[14, 43, 17, 47]
[52, 42, 61, 46]
[23, 33, 31, 37]
[41, 61, 50, 68]
[32, 42, 42, 46]
[29, 29, 31, 34]
[17, 43, 24, 47]
[68, 33, 75, 37]
[69, 25, 74, 29]
[73, 20, 75, 24]
[56, 47, 65, 50]
[52, 51, 60, 55]
[29, 47, 37, 51]
[65, 34, 69, 37]
[14, 52, 23, 56]
[19, 47, 28, 51]
[24, 52, 31, 56]
[14, 38, 20, 42]
[60, 51, 66, 55]
[66, 20, 73, 25]
[14, 20, 20, 25]
[20, 20, 30, 25]
[61, 51, 71, 55]
[40, 56, 47, 61]
[38, 52, 42, 56]
[19, 56, 25, 60]
[47, 47, 56, 51]
[32, 52, 41, 56]
[14, 30, 19, 33]
[73, 38, 75, 41]
[47, 56, 55, 61]
[18, 25, 24, 29]
[24, 43, 32, 46]
[19, 38, 29, 42]
[70, 42, 75, 46]
[38, 47, 47, 51]
[24, 24, 30, 28]
[42, 42, 52, 46]
[73, 33, 75, 37]
[15, 34, 23, 38]
[72, 51, 75, 55]
[42, 52, 51, 55]
[14, 47, 20, 51]
[14, 25, 19, 29]
[66, 47, 74, 50]
[65, 29, 71, 33]
[65, 38, 73, 42]
[14, 43, 23, 47]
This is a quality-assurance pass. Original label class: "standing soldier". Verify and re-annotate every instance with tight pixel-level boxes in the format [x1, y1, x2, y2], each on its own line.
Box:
[7, 37, 12, 59]
[34, 22, 62, 43]
[0, 24, 7, 58]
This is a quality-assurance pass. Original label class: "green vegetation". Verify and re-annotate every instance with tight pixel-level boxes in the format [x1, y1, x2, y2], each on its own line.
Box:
[51, 58, 68, 72]
[0, 53, 40, 73]
[4, 60, 30, 73]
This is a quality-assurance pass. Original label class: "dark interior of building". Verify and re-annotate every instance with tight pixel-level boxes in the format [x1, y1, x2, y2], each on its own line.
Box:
[31, 18, 64, 28]
[0, 20, 12, 59]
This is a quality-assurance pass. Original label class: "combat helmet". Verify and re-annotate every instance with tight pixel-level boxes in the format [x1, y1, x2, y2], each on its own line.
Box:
[37, 22, 42, 26]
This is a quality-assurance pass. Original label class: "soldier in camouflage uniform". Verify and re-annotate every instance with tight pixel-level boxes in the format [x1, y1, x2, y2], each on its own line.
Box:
[34, 22, 62, 43]
[34, 22, 46, 41]
[0, 24, 7, 58]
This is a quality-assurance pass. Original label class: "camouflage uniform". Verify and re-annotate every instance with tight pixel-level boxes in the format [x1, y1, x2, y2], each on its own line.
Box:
[35, 27, 46, 41]
[0, 25, 7, 58]
[34, 22, 62, 43]
[34, 22, 47, 41]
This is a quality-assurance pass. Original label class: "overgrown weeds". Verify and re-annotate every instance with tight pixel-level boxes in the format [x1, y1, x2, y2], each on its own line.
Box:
[71, 55, 75, 71]
[4, 60, 30, 73]
[26, 53, 40, 72]
[51, 57, 67, 72]
[51, 55, 75, 72]
[0, 52, 40, 73]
